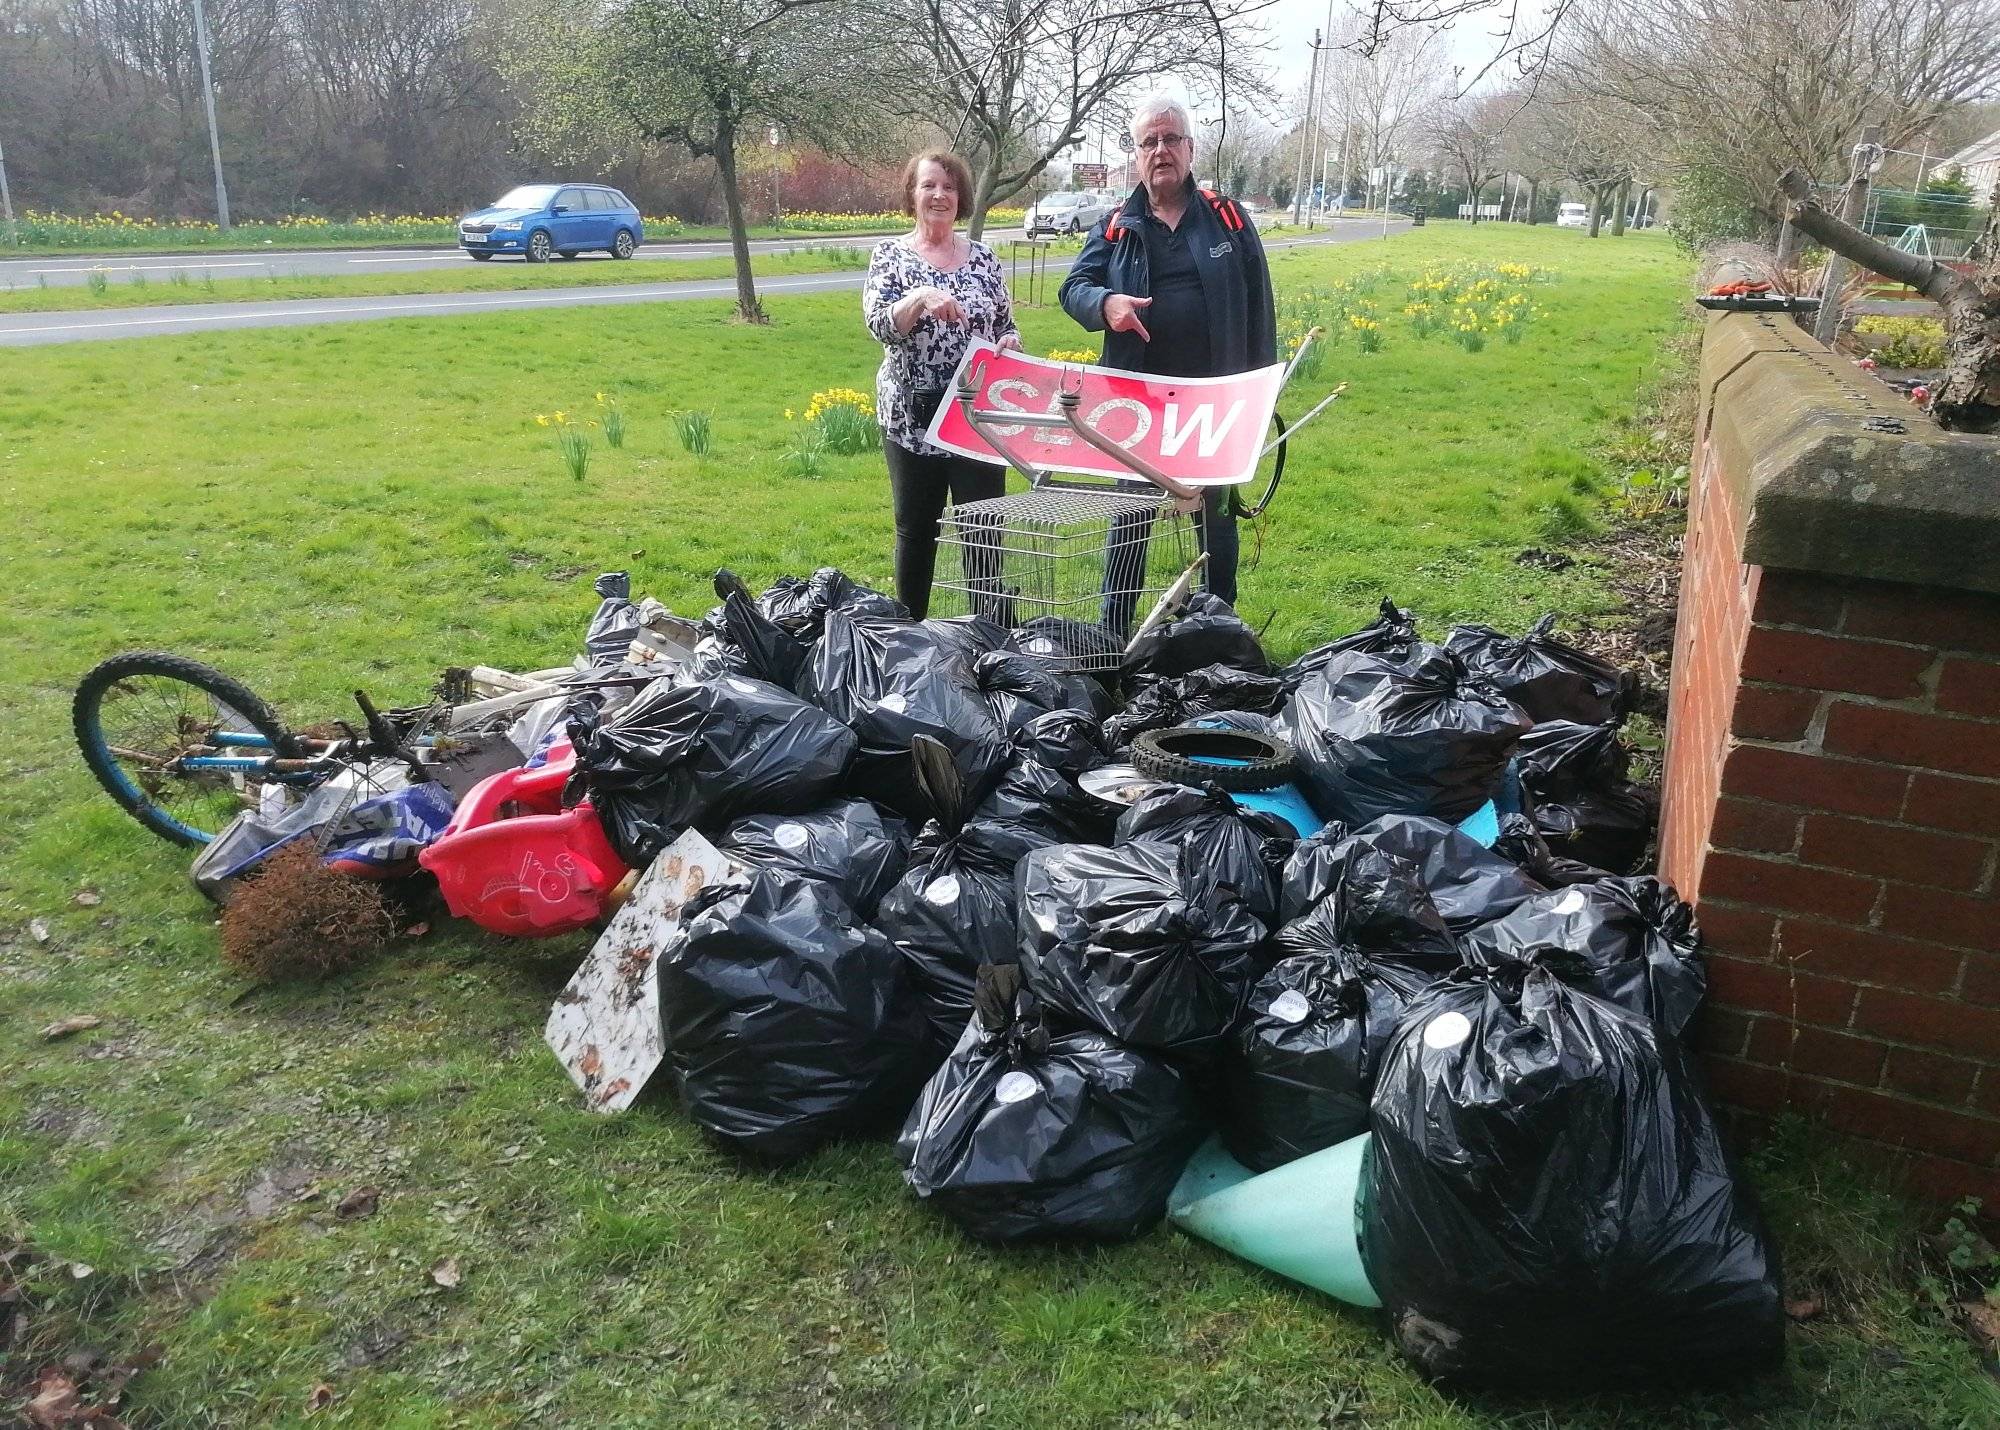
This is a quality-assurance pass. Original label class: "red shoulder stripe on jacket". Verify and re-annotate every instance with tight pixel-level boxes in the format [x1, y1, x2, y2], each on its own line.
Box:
[1103, 204, 1126, 241]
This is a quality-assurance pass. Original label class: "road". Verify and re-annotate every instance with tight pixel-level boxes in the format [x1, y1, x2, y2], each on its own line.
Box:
[0, 232, 1020, 289]
[0, 222, 1410, 348]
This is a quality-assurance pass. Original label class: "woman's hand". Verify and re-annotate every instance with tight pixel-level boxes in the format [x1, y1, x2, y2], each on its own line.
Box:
[898, 286, 965, 329]
[996, 332, 1022, 352]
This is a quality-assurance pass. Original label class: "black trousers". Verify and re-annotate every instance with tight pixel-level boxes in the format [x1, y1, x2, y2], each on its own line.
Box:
[883, 439, 1007, 621]
[1100, 489, 1240, 637]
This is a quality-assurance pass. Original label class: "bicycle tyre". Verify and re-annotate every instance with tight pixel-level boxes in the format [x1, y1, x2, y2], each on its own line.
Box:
[1129, 725, 1297, 793]
[73, 651, 297, 848]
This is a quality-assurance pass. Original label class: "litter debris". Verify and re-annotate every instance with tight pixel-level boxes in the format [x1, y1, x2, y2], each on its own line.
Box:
[1512, 720, 1659, 875]
[661, 868, 932, 1163]
[899, 966, 1205, 1243]
[546, 829, 738, 1112]
[40, 1015, 103, 1042]
[1363, 961, 1783, 1389]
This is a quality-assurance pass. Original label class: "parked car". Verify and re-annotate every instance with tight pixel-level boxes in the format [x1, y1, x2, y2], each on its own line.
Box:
[1555, 202, 1591, 230]
[458, 184, 644, 262]
[1025, 190, 1116, 237]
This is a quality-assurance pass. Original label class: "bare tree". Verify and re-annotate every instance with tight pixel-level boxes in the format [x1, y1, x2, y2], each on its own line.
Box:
[498, 0, 888, 322]
[1780, 168, 2000, 430]
[1561, 0, 2000, 253]
[1424, 90, 1513, 222]
[885, 0, 1279, 240]
[1329, 20, 1447, 212]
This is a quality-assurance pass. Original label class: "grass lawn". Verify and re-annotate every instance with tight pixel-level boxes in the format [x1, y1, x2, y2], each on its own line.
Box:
[0, 248, 870, 315]
[2, 224, 1992, 1428]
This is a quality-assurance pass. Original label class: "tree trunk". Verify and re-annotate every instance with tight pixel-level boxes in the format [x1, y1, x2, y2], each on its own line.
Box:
[1610, 178, 1630, 236]
[1465, 166, 1480, 224]
[1586, 183, 1607, 237]
[1779, 167, 2000, 431]
[967, 161, 999, 244]
[1526, 177, 1540, 224]
[713, 127, 765, 325]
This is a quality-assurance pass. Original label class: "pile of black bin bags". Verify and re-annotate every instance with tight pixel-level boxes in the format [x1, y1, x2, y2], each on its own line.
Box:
[561, 575, 1783, 1391]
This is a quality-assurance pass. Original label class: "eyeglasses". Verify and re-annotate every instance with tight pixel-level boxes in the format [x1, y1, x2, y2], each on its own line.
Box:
[1135, 133, 1188, 152]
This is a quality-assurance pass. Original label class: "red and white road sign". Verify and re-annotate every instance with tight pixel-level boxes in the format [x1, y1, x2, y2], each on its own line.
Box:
[923, 340, 1286, 487]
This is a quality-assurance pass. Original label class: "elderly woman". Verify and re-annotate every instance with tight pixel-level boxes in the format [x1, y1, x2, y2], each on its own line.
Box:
[862, 150, 1021, 619]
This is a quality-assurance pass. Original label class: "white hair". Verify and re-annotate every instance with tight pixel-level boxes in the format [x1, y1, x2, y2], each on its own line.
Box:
[1128, 96, 1192, 140]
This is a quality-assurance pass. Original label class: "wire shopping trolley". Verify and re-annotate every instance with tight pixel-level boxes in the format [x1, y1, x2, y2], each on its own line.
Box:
[930, 335, 1343, 673]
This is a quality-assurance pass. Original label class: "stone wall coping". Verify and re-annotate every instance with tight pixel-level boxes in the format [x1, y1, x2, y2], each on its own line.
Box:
[1699, 311, 2000, 595]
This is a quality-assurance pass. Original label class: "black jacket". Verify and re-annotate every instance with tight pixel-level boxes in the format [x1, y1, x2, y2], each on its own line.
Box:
[1058, 180, 1277, 376]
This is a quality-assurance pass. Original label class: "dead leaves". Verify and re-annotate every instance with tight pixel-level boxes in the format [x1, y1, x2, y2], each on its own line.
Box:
[428, 1256, 462, 1290]
[39, 1017, 102, 1043]
[335, 1185, 381, 1220]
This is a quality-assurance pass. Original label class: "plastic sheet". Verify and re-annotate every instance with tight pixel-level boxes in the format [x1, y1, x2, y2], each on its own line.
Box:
[1113, 783, 1293, 923]
[1362, 961, 1784, 1389]
[714, 799, 910, 920]
[898, 966, 1207, 1243]
[1018, 839, 1269, 1060]
[1283, 644, 1532, 824]
[192, 763, 455, 903]
[1444, 615, 1636, 726]
[661, 868, 933, 1163]
[1463, 877, 1707, 1036]
[565, 674, 857, 866]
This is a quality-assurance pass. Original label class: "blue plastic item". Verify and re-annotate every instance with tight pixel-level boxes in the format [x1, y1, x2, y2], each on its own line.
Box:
[1167, 1133, 1381, 1308]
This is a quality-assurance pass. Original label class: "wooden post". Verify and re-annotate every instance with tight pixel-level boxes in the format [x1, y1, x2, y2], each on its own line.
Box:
[1814, 124, 1883, 346]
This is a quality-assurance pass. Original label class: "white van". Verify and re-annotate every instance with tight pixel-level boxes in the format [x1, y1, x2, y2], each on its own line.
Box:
[1556, 202, 1590, 229]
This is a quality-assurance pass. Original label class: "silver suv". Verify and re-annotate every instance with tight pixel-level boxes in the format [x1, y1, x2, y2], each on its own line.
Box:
[1026, 190, 1116, 237]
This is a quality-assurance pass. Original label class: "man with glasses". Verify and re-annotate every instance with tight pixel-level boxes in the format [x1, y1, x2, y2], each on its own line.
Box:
[1059, 96, 1276, 632]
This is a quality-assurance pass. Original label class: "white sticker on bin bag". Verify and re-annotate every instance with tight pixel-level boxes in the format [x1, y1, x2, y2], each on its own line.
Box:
[1269, 989, 1312, 1024]
[995, 1071, 1039, 1104]
[879, 692, 909, 715]
[773, 822, 809, 852]
[726, 678, 760, 696]
[1422, 1010, 1473, 1051]
[924, 873, 962, 906]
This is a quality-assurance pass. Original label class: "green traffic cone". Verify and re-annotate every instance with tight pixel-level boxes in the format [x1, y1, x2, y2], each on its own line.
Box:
[1167, 1133, 1381, 1309]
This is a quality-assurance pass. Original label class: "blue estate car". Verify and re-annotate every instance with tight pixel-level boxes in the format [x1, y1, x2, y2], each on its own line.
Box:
[458, 184, 644, 262]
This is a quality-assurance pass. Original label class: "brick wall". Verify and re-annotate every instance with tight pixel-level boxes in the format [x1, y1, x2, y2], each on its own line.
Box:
[1663, 317, 2000, 1203]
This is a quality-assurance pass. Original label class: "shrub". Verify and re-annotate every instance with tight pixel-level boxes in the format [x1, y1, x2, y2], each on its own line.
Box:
[1855, 315, 1947, 369]
[220, 845, 394, 981]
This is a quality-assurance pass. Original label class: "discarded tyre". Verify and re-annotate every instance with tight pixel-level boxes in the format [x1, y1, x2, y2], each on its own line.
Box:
[1129, 725, 1296, 793]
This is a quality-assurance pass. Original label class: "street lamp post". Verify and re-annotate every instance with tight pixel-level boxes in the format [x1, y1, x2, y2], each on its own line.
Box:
[768, 126, 782, 224]
[190, 0, 232, 229]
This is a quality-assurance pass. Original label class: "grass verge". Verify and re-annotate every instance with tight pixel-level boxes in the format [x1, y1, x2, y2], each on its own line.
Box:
[2, 224, 1993, 1427]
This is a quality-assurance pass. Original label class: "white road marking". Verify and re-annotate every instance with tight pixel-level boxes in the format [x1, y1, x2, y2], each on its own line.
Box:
[24, 260, 266, 275]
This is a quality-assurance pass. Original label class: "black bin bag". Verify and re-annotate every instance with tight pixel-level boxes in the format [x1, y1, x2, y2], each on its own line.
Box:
[971, 649, 1104, 734]
[1224, 909, 1441, 1172]
[1463, 876, 1707, 1037]
[1113, 783, 1293, 924]
[1445, 614, 1636, 727]
[1018, 840, 1268, 1060]
[1284, 597, 1420, 689]
[748, 566, 908, 643]
[585, 571, 642, 663]
[660, 869, 935, 1164]
[1513, 720, 1659, 875]
[1275, 828, 1459, 967]
[1347, 814, 1546, 931]
[874, 737, 1059, 1048]
[1283, 644, 1532, 825]
[973, 710, 1116, 846]
[1103, 663, 1289, 751]
[1362, 960, 1785, 1390]
[805, 611, 1007, 821]
[1122, 592, 1272, 681]
[714, 799, 909, 920]
[566, 674, 857, 867]
[898, 965, 1208, 1243]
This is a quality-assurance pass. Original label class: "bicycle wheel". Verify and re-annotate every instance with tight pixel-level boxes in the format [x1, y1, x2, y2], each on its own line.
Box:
[73, 652, 297, 848]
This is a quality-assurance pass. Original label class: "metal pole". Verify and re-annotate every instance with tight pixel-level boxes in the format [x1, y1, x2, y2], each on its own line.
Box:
[1290, 34, 1319, 225]
[190, 0, 231, 230]
[0, 133, 16, 247]
[1380, 162, 1394, 237]
[1813, 124, 1882, 346]
[1303, 38, 1328, 225]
